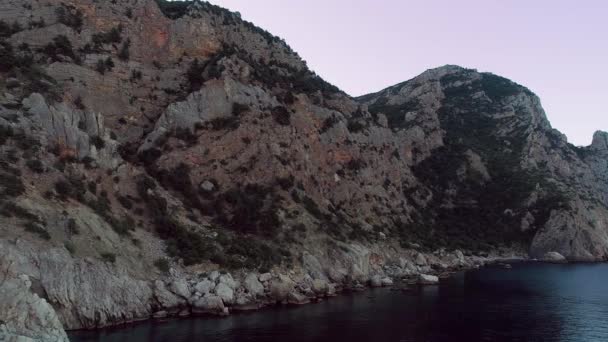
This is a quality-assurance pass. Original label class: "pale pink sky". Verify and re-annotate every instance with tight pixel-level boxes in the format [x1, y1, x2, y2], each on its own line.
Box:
[207, 0, 608, 146]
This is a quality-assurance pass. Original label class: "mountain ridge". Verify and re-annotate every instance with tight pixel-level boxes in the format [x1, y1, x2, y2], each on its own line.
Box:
[0, 0, 607, 340]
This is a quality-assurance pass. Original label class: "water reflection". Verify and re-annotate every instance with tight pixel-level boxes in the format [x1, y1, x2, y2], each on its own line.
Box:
[70, 263, 608, 342]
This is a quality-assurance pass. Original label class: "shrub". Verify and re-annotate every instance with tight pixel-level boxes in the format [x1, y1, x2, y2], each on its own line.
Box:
[232, 103, 250, 116]
[95, 57, 114, 74]
[272, 106, 290, 126]
[67, 218, 80, 235]
[91, 25, 122, 49]
[154, 258, 170, 273]
[320, 116, 339, 133]
[117, 195, 133, 209]
[26, 159, 44, 173]
[55, 6, 84, 32]
[209, 116, 239, 131]
[24, 222, 51, 240]
[100, 252, 116, 263]
[0, 20, 22, 37]
[302, 195, 324, 219]
[64, 241, 76, 255]
[130, 69, 142, 81]
[0, 172, 25, 199]
[0, 202, 39, 222]
[118, 39, 130, 61]
[186, 58, 206, 91]
[347, 120, 365, 133]
[89, 135, 105, 149]
[42, 35, 79, 63]
[277, 175, 295, 190]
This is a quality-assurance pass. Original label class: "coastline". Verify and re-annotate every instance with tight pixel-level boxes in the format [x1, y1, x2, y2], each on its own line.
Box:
[65, 251, 531, 334]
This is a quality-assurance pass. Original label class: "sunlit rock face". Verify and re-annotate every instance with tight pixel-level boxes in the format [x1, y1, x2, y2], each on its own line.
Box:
[0, 0, 607, 337]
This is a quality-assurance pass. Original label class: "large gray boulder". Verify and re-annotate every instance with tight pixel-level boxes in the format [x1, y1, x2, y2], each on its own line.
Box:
[192, 294, 226, 316]
[214, 283, 234, 305]
[0, 275, 69, 342]
[418, 274, 439, 285]
[244, 273, 264, 297]
[542, 252, 567, 263]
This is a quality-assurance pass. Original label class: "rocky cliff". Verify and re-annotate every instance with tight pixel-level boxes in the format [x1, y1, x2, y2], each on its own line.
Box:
[0, 0, 606, 340]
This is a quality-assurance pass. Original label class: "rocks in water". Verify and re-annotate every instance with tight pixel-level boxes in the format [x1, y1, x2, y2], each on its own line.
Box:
[381, 277, 394, 286]
[311, 279, 328, 295]
[542, 252, 567, 263]
[418, 274, 439, 285]
[192, 294, 227, 316]
[154, 280, 186, 309]
[287, 291, 310, 305]
[244, 273, 264, 297]
[370, 275, 383, 288]
[269, 276, 294, 302]
[0, 275, 69, 342]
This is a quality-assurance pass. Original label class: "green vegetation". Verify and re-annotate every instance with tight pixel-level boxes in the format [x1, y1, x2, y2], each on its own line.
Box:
[24, 222, 51, 240]
[399, 73, 570, 251]
[0, 41, 59, 99]
[55, 6, 84, 32]
[272, 106, 290, 126]
[153, 258, 170, 273]
[26, 159, 44, 173]
[95, 57, 114, 74]
[91, 25, 123, 49]
[100, 252, 116, 263]
[42, 35, 80, 64]
[118, 39, 130, 61]
[0, 20, 23, 37]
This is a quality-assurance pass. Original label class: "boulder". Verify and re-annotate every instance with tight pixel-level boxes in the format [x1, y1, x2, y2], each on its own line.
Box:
[327, 283, 337, 296]
[288, 292, 310, 305]
[381, 277, 394, 286]
[192, 294, 226, 315]
[542, 252, 567, 263]
[259, 273, 272, 282]
[0, 275, 70, 342]
[194, 279, 215, 295]
[415, 253, 428, 266]
[209, 271, 220, 282]
[169, 279, 191, 299]
[214, 283, 234, 305]
[311, 279, 328, 295]
[370, 275, 383, 288]
[418, 274, 439, 285]
[218, 273, 238, 289]
[244, 273, 264, 297]
[154, 280, 186, 309]
[269, 277, 293, 301]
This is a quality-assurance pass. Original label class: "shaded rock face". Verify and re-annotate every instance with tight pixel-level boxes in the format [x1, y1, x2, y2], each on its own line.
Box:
[0, 0, 607, 336]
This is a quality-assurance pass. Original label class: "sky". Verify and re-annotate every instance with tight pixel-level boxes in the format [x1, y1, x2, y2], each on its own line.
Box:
[206, 0, 608, 146]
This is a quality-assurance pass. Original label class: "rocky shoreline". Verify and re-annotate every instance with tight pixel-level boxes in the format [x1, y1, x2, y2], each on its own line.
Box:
[0, 235, 575, 342]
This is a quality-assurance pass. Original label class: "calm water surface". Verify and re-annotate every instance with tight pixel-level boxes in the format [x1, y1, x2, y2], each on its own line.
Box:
[69, 263, 608, 342]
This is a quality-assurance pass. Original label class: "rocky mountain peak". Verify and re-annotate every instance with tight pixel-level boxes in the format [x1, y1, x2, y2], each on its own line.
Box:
[591, 130, 608, 151]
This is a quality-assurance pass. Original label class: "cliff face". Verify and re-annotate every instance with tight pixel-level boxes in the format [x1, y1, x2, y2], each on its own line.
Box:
[0, 0, 607, 339]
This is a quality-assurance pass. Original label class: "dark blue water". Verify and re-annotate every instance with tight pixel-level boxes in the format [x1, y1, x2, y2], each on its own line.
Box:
[69, 263, 608, 342]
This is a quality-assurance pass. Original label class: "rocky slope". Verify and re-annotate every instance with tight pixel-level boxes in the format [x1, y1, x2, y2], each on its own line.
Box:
[0, 0, 607, 340]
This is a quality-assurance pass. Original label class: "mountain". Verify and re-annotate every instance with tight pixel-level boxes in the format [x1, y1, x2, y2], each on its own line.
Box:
[0, 0, 607, 340]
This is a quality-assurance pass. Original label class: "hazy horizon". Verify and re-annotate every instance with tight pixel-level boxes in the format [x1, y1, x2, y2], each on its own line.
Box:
[205, 0, 607, 146]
